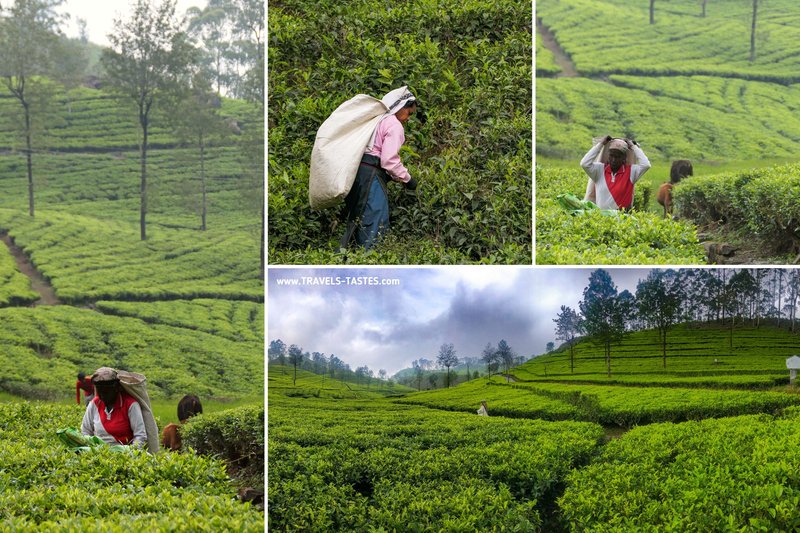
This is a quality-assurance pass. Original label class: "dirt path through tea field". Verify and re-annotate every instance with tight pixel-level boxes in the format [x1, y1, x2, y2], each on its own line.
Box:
[1, 233, 60, 306]
[537, 19, 579, 78]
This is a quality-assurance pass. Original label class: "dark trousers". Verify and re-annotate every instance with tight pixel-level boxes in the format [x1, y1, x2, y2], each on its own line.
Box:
[340, 154, 390, 250]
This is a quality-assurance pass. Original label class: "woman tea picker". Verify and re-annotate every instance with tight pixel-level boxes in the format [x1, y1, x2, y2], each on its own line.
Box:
[81, 367, 148, 449]
[341, 87, 426, 249]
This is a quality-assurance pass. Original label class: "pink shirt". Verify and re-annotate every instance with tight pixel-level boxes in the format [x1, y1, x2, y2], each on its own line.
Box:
[365, 114, 411, 183]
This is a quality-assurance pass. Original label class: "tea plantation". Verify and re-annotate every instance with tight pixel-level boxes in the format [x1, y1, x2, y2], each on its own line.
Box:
[536, 0, 800, 263]
[268, 0, 532, 264]
[271, 321, 800, 530]
[0, 81, 263, 528]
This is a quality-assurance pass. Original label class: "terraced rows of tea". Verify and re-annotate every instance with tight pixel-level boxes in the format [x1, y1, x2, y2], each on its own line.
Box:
[0, 83, 263, 403]
[536, 0, 800, 263]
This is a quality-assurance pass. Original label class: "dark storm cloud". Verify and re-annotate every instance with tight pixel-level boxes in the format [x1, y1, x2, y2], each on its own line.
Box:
[268, 267, 658, 375]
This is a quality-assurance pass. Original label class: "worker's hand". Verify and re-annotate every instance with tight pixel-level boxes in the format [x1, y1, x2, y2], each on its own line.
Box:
[406, 177, 418, 191]
[628, 139, 638, 147]
[602, 135, 613, 144]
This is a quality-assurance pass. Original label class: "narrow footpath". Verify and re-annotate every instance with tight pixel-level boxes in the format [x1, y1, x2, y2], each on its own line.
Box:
[1, 232, 60, 306]
[536, 19, 579, 78]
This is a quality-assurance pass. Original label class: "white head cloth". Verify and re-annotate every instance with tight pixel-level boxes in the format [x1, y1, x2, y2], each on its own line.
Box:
[381, 86, 416, 115]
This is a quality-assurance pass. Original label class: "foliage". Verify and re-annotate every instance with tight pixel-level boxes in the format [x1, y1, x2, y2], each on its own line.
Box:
[0, 401, 262, 531]
[0, 240, 38, 305]
[181, 404, 264, 486]
[268, 0, 531, 264]
[95, 299, 263, 343]
[269, 364, 414, 398]
[560, 411, 800, 531]
[268, 394, 604, 531]
[536, 165, 705, 264]
[537, 0, 800, 81]
[674, 163, 800, 255]
[0, 306, 262, 401]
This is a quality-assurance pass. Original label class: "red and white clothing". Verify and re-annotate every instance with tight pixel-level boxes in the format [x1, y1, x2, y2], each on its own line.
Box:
[76, 377, 93, 405]
[81, 391, 147, 448]
[365, 114, 411, 183]
[580, 141, 651, 210]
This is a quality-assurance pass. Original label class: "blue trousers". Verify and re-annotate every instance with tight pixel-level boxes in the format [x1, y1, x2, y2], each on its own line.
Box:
[342, 155, 390, 250]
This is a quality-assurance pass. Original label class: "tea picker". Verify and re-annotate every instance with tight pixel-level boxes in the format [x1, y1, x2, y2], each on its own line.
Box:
[308, 86, 427, 250]
[580, 135, 651, 211]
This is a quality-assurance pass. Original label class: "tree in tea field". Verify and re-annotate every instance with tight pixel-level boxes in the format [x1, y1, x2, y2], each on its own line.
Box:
[496, 340, 516, 382]
[412, 360, 424, 391]
[0, 0, 66, 217]
[170, 70, 229, 231]
[101, 0, 195, 241]
[287, 344, 302, 385]
[580, 269, 629, 378]
[636, 269, 685, 370]
[187, 2, 230, 95]
[554, 305, 584, 374]
[481, 342, 500, 377]
[437, 343, 459, 388]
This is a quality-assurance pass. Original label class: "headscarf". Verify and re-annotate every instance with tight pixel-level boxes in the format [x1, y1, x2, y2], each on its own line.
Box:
[607, 139, 629, 154]
[92, 367, 119, 383]
[381, 86, 416, 115]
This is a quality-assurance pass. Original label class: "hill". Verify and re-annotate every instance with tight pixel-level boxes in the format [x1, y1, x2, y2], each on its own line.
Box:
[0, 80, 263, 403]
[269, 364, 414, 399]
[535, 0, 800, 264]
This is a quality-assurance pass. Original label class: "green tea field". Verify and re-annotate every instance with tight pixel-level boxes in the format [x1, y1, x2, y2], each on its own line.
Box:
[269, 319, 800, 531]
[0, 58, 263, 533]
[536, 0, 800, 264]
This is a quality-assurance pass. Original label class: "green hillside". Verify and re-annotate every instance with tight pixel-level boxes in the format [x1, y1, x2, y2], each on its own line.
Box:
[0, 76, 263, 410]
[269, 364, 414, 399]
[536, 0, 800, 263]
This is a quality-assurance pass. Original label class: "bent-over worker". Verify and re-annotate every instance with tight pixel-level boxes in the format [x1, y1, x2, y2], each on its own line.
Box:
[341, 86, 424, 250]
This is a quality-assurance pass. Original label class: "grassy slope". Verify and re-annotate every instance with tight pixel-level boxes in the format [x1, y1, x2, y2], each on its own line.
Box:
[0, 83, 263, 406]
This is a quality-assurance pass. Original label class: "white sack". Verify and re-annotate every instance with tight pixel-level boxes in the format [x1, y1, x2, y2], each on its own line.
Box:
[117, 369, 160, 454]
[309, 94, 390, 209]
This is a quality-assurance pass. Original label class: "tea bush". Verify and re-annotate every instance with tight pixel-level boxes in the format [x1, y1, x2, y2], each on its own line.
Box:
[0, 306, 262, 401]
[536, 166, 705, 264]
[560, 411, 800, 531]
[268, 395, 604, 531]
[675, 163, 800, 254]
[269, 0, 532, 264]
[0, 402, 262, 531]
[182, 405, 264, 486]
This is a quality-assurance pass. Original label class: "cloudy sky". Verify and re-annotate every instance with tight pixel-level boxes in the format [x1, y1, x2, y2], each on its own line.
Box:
[58, 0, 202, 47]
[268, 267, 652, 376]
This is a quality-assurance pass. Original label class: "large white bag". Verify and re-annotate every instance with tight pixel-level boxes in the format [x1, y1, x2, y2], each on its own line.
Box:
[308, 94, 390, 209]
[117, 369, 160, 454]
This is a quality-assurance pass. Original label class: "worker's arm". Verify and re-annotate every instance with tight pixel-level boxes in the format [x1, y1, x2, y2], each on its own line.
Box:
[76, 382, 81, 405]
[127, 402, 148, 448]
[80, 402, 96, 436]
[630, 143, 651, 183]
[379, 118, 412, 184]
[580, 141, 606, 182]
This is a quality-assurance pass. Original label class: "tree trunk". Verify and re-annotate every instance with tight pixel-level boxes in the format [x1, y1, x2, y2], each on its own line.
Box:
[200, 134, 206, 231]
[140, 110, 149, 241]
[749, 0, 758, 61]
[662, 328, 667, 369]
[701, 0, 707, 17]
[650, 0, 655, 24]
[569, 342, 575, 373]
[606, 343, 611, 377]
[24, 103, 34, 217]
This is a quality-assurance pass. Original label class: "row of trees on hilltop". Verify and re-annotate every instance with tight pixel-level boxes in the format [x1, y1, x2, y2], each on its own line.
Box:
[554, 268, 800, 377]
[268, 339, 392, 390]
[0, 0, 263, 267]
